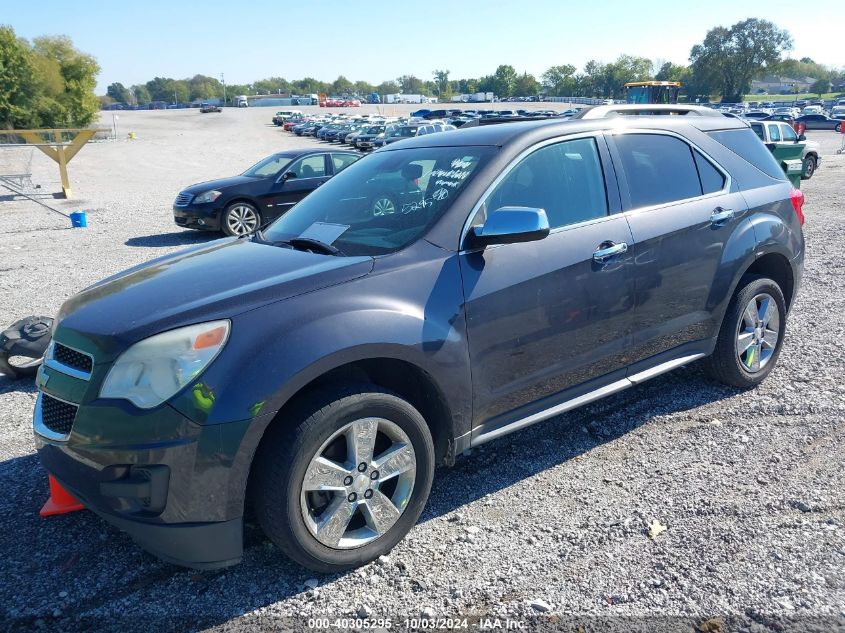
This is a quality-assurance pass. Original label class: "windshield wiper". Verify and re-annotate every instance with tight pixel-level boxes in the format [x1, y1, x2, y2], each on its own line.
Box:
[250, 231, 343, 256]
[287, 237, 344, 256]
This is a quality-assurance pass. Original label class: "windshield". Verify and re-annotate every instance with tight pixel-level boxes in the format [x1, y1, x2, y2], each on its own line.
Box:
[366, 126, 384, 134]
[242, 154, 292, 178]
[263, 146, 495, 256]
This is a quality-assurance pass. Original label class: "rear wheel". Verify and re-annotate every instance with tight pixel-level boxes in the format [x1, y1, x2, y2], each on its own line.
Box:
[703, 276, 787, 388]
[222, 202, 260, 237]
[835, 123, 842, 133]
[253, 385, 435, 572]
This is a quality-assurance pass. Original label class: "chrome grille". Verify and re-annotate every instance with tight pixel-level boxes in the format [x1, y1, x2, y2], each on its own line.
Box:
[53, 343, 93, 375]
[174, 192, 193, 206]
[40, 394, 78, 436]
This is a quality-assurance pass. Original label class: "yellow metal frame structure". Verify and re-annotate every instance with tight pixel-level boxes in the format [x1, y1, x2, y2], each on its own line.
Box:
[0, 128, 106, 199]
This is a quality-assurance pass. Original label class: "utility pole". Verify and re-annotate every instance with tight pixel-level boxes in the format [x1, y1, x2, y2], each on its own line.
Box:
[221, 73, 226, 106]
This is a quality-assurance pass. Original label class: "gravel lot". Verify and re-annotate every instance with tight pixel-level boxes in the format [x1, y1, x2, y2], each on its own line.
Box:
[1, 107, 844, 632]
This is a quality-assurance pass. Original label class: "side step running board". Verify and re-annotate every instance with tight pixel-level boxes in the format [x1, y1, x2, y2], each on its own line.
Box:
[470, 353, 705, 447]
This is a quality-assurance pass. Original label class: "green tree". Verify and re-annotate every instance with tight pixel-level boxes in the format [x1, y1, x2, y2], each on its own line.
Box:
[690, 18, 792, 101]
[131, 84, 151, 104]
[810, 78, 830, 97]
[0, 25, 39, 128]
[433, 69, 450, 99]
[397, 75, 427, 95]
[331, 75, 353, 95]
[353, 80, 375, 96]
[376, 80, 400, 95]
[513, 72, 539, 97]
[541, 64, 577, 96]
[188, 74, 223, 100]
[106, 82, 132, 104]
[31, 35, 100, 127]
[491, 64, 517, 98]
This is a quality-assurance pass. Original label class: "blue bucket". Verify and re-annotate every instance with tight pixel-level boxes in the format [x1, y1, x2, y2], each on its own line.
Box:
[69, 211, 87, 228]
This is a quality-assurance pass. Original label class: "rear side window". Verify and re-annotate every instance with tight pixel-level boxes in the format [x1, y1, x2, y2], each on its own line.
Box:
[614, 134, 701, 208]
[694, 151, 726, 194]
[750, 123, 764, 140]
[331, 153, 359, 174]
[708, 128, 786, 180]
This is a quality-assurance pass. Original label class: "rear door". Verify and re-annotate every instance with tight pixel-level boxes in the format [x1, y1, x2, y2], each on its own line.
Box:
[608, 131, 748, 365]
[460, 134, 637, 431]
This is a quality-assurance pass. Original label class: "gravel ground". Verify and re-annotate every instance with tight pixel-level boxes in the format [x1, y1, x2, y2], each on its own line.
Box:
[1, 108, 844, 632]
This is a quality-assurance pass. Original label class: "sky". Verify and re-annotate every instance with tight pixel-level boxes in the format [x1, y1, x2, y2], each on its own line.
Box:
[5, 0, 842, 94]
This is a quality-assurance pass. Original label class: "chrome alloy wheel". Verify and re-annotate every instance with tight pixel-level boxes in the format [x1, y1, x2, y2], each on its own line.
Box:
[736, 292, 780, 373]
[226, 204, 259, 235]
[300, 418, 416, 549]
[372, 197, 395, 216]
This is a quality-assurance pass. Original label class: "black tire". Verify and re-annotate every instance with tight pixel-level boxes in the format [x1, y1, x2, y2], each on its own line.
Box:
[252, 384, 435, 572]
[835, 123, 841, 133]
[801, 155, 817, 180]
[703, 275, 787, 388]
[221, 202, 261, 237]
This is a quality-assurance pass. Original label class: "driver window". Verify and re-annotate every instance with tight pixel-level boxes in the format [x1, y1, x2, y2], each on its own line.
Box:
[287, 154, 326, 179]
[481, 137, 609, 230]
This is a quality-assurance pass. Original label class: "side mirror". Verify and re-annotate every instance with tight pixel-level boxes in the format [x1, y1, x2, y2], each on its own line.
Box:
[282, 171, 297, 181]
[467, 206, 550, 248]
[799, 133, 806, 141]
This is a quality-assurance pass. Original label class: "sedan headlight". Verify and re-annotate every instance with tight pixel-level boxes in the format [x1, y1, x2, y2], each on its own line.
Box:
[194, 189, 222, 204]
[100, 320, 230, 409]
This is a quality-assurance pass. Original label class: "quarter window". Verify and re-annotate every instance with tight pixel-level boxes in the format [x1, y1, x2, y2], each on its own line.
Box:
[614, 134, 702, 208]
[693, 151, 726, 194]
[483, 137, 608, 230]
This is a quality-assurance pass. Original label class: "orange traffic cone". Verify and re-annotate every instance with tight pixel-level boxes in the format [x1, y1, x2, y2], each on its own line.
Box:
[40, 475, 85, 517]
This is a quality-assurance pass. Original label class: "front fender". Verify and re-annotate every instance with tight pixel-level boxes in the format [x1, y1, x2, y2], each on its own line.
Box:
[169, 243, 472, 438]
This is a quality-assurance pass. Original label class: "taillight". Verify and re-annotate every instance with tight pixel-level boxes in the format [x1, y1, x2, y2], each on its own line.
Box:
[790, 187, 805, 226]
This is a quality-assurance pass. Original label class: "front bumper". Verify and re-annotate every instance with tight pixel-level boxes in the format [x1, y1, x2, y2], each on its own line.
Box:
[173, 204, 222, 230]
[33, 354, 256, 568]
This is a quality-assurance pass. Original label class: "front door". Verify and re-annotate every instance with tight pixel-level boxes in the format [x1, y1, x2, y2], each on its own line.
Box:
[263, 153, 331, 221]
[459, 135, 637, 431]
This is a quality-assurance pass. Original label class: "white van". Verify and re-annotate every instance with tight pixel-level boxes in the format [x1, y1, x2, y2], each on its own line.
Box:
[236, 95, 249, 108]
[802, 105, 823, 115]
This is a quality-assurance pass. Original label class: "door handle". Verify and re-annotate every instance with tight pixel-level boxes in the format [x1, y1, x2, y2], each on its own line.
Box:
[710, 207, 734, 225]
[592, 241, 628, 262]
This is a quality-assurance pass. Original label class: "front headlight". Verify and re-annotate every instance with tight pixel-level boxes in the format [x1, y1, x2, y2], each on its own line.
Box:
[194, 189, 222, 204]
[100, 320, 230, 409]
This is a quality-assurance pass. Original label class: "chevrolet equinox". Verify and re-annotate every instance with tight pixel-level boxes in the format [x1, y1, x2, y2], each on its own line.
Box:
[34, 116, 804, 572]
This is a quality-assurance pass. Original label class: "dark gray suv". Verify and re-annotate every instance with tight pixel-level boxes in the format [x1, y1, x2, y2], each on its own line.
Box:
[33, 116, 804, 572]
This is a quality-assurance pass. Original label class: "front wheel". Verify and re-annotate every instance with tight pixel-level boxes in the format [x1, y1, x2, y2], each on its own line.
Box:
[703, 276, 787, 388]
[835, 123, 841, 133]
[802, 155, 817, 180]
[253, 385, 435, 572]
[222, 202, 261, 237]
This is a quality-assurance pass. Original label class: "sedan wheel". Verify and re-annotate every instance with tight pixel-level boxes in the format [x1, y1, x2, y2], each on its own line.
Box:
[223, 203, 260, 236]
[372, 196, 396, 216]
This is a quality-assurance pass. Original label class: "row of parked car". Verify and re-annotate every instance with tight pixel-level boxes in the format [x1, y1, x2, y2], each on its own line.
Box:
[275, 108, 578, 151]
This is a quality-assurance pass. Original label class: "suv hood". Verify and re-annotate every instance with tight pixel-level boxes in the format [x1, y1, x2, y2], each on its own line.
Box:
[56, 238, 373, 362]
